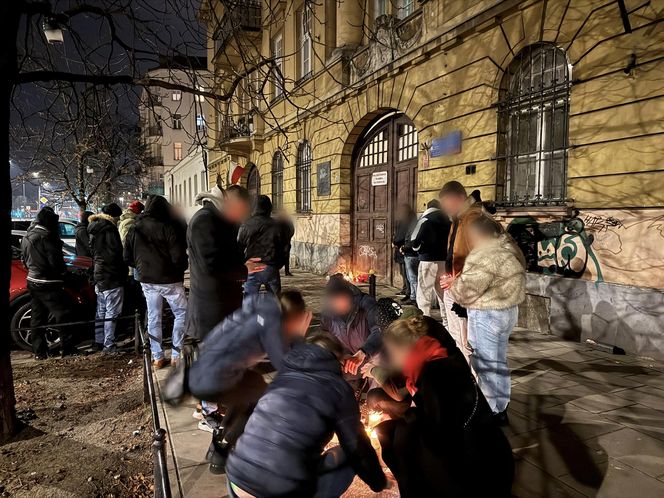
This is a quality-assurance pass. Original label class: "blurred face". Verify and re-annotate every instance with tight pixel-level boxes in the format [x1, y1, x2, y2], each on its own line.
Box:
[384, 339, 413, 371]
[439, 193, 466, 218]
[467, 226, 490, 249]
[328, 294, 353, 316]
[397, 206, 410, 222]
[224, 194, 250, 223]
[282, 313, 305, 339]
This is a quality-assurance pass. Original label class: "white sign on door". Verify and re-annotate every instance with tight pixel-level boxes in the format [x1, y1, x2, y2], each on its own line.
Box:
[371, 171, 388, 186]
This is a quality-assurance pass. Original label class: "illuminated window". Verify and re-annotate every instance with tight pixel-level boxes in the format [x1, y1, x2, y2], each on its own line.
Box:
[172, 90, 181, 101]
[174, 142, 182, 161]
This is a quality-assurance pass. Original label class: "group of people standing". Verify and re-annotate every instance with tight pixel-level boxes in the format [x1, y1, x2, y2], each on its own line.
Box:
[391, 181, 527, 423]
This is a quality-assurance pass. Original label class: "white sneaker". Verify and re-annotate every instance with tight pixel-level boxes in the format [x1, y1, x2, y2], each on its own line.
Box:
[192, 410, 204, 421]
[198, 419, 214, 433]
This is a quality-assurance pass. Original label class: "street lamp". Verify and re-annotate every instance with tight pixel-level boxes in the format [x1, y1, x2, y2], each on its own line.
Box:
[42, 18, 65, 44]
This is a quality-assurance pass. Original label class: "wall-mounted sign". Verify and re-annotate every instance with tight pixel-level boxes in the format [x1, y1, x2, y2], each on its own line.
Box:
[371, 171, 388, 186]
[317, 161, 331, 196]
[431, 130, 462, 157]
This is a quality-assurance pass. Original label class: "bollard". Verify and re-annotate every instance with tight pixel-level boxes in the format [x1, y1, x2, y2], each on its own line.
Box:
[368, 271, 376, 299]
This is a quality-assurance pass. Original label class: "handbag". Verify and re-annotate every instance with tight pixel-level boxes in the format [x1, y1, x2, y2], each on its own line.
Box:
[161, 342, 198, 406]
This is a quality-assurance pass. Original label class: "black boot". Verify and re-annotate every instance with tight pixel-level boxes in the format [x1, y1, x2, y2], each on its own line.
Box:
[207, 428, 230, 474]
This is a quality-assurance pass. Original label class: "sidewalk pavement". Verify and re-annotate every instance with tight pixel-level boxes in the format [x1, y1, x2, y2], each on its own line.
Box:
[155, 270, 664, 497]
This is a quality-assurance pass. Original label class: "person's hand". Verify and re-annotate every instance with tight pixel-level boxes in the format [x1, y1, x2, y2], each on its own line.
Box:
[439, 273, 455, 290]
[245, 257, 266, 274]
[360, 361, 377, 380]
[399, 247, 404, 254]
[343, 350, 366, 375]
[296, 310, 313, 336]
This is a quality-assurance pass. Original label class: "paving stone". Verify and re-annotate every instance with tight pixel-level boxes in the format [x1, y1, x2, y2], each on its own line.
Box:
[510, 428, 608, 478]
[584, 427, 664, 479]
[562, 370, 646, 389]
[512, 459, 586, 498]
[613, 386, 664, 412]
[539, 405, 624, 441]
[624, 372, 664, 391]
[568, 393, 638, 414]
[559, 460, 664, 497]
[602, 404, 664, 442]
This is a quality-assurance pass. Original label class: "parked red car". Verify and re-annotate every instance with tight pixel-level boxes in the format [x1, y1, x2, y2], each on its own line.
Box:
[10, 231, 96, 351]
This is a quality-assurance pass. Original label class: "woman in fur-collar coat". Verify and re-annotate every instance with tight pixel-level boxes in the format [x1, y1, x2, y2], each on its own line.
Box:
[449, 215, 526, 425]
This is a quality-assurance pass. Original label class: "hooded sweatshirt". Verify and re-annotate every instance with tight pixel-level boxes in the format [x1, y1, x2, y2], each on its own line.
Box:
[21, 207, 67, 284]
[237, 195, 285, 267]
[123, 195, 188, 284]
[410, 207, 450, 262]
[87, 213, 127, 291]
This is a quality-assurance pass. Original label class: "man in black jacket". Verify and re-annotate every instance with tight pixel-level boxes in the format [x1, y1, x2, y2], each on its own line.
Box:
[124, 195, 188, 368]
[185, 184, 264, 343]
[88, 208, 127, 353]
[410, 199, 450, 317]
[238, 195, 284, 295]
[393, 204, 417, 303]
[20, 207, 77, 358]
[75, 210, 93, 257]
[226, 333, 388, 498]
[275, 207, 295, 276]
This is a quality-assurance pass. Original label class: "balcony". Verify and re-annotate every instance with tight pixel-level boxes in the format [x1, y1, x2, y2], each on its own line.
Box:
[217, 115, 261, 156]
[213, 0, 261, 57]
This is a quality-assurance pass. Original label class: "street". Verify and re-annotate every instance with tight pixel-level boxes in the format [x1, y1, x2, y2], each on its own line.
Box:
[157, 271, 664, 498]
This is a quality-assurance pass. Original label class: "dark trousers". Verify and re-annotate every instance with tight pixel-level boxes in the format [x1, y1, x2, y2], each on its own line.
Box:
[217, 369, 268, 445]
[398, 260, 410, 295]
[244, 264, 281, 296]
[27, 281, 75, 357]
[284, 244, 292, 275]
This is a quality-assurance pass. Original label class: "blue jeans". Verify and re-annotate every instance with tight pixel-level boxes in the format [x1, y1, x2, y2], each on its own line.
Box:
[244, 264, 281, 296]
[404, 256, 419, 301]
[142, 282, 187, 360]
[95, 285, 124, 349]
[467, 306, 518, 413]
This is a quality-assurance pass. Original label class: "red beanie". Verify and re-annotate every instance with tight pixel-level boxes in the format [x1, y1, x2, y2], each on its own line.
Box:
[129, 200, 145, 214]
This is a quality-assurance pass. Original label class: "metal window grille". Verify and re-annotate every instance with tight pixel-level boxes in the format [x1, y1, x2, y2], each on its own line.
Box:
[271, 152, 284, 209]
[397, 123, 418, 162]
[497, 43, 571, 206]
[296, 141, 312, 212]
[359, 129, 388, 168]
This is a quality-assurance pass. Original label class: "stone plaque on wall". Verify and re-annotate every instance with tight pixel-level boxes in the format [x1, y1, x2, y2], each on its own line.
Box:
[317, 161, 331, 196]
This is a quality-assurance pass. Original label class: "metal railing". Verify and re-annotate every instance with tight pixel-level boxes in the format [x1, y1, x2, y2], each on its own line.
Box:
[135, 311, 172, 498]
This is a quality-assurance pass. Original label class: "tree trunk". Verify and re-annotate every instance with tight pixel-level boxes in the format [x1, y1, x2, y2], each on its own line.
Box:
[0, 2, 20, 436]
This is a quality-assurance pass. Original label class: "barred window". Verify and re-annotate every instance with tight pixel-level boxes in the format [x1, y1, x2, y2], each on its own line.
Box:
[497, 43, 570, 206]
[296, 141, 312, 212]
[271, 152, 284, 209]
[359, 129, 388, 168]
[397, 123, 418, 162]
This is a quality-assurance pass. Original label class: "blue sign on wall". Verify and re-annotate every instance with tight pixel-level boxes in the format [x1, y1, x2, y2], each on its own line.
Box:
[430, 130, 462, 157]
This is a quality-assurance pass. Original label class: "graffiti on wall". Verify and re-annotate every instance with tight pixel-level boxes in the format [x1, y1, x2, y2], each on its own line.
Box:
[507, 212, 604, 282]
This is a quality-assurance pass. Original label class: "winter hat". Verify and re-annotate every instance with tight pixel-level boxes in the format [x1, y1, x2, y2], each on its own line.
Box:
[375, 298, 404, 332]
[102, 203, 122, 218]
[128, 200, 145, 214]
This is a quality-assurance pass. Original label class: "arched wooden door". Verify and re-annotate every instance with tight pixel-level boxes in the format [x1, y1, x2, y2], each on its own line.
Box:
[353, 113, 418, 285]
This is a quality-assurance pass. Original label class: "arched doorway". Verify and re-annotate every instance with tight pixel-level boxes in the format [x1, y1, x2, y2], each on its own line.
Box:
[246, 163, 261, 203]
[352, 112, 418, 286]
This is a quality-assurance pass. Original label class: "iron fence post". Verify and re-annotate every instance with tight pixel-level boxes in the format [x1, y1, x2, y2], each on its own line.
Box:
[369, 272, 376, 299]
[152, 428, 171, 498]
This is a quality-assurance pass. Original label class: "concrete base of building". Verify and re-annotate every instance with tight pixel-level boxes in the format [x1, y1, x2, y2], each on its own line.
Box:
[291, 241, 351, 275]
[521, 274, 664, 360]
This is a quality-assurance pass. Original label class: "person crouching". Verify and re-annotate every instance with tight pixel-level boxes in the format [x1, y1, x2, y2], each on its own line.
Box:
[376, 316, 514, 498]
[226, 332, 390, 498]
[188, 291, 312, 474]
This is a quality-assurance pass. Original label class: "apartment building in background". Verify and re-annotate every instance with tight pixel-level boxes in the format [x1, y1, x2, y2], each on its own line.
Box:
[138, 56, 210, 195]
[200, 0, 664, 358]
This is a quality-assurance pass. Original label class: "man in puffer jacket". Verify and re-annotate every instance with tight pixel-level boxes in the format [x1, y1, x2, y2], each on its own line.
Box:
[189, 291, 311, 474]
[238, 195, 284, 295]
[21, 207, 78, 358]
[124, 195, 188, 368]
[88, 208, 127, 353]
[226, 332, 388, 498]
[318, 277, 382, 379]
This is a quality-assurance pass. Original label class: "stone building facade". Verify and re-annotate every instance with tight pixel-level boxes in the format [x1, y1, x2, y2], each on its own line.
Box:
[202, 0, 664, 358]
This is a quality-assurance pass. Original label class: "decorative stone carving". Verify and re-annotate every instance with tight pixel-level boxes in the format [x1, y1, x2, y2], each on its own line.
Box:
[351, 14, 423, 82]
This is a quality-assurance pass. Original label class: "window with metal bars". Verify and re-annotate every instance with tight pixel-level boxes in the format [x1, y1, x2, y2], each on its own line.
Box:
[271, 151, 284, 209]
[397, 123, 418, 162]
[359, 129, 388, 168]
[296, 141, 312, 212]
[497, 43, 571, 206]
